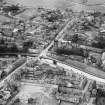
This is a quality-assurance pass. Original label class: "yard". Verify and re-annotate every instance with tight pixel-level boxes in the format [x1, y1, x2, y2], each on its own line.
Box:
[15, 83, 58, 105]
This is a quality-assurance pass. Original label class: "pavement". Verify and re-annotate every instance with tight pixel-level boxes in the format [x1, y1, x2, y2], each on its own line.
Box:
[1, 15, 105, 104]
[0, 57, 34, 88]
[0, 16, 72, 105]
[39, 18, 78, 58]
[41, 57, 105, 83]
[38, 16, 105, 84]
[0, 61, 26, 88]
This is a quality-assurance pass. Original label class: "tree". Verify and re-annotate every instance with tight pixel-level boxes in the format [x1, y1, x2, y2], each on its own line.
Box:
[0, 38, 5, 44]
[0, 71, 7, 79]
[28, 98, 34, 104]
[95, 89, 105, 105]
[92, 81, 97, 89]
[4, 78, 20, 95]
[23, 40, 33, 48]
[81, 0, 87, 4]
[92, 34, 105, 49]
[53, 60, 57, 65]
[71, 34, 79, 43]
[3, 5, 20, 14]
[43, 9, 63, 22]
[91, 12, 102, 17]
[11, 44, 18, 52]
[14, 98, 20, 104]
[55, 47, 84, 57]
[23, 40, 33, 52]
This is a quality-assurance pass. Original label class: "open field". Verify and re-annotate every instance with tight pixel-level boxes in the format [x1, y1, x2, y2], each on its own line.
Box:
[0, 15, 12, 22]
[16, 83, 58, 105]
[6, 0, 105, 12]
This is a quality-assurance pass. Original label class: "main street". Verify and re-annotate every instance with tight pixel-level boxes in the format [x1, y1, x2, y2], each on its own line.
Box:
[2, 13, 105, 105]
[39, 16, 105, 84]
[0, 17, 73, 104]
[39, 17, 78, 58]
[0, 56, 38, 88]
[0, 59, 26, 88]
[41, 57, 105, 83]
[0, 17, 71, 94]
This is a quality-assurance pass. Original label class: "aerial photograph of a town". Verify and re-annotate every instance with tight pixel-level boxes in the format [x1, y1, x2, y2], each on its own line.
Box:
[0, 0, 105, 105]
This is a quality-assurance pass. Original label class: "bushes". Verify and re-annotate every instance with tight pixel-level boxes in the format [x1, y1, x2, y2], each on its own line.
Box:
[3, 5, 20, 14]
[55, 47, 84, 57]
[92, 34, 105, 49]
[95, 89, 105, 105]
[41, 9, 63, 22]
[71, 34, 79, 43]
[92, 41, 105, 49]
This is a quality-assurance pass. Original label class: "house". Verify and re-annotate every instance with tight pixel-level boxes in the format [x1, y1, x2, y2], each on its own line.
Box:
[56, 92, 82, 104]
[58, 86, 83, 95]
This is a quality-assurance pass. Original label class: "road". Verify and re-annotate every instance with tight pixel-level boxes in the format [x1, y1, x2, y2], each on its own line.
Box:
[0, 61, 26, 88]
[41, 57, 105, 83]
[0, 57, 35, 88]
[3, 13, 104, 105]
[1, 14, 104, 92]
[2, 7, 105, 105]
[0, 17, 72, 105]
[39, 18, 78, 58]
[38, 14, 105, 83]
[37, 16, 105, 84]
[2, 15, 103, 104]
